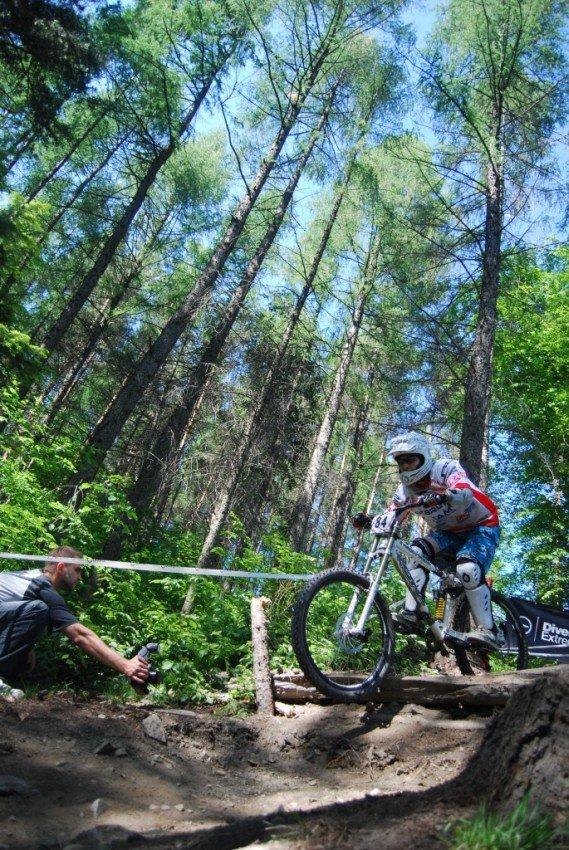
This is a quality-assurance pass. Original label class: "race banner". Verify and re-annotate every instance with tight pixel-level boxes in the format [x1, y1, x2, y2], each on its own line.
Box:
[509, 597, 569, 661]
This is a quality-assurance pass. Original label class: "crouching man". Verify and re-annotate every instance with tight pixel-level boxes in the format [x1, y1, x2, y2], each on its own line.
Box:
[0, 546, 148, 693]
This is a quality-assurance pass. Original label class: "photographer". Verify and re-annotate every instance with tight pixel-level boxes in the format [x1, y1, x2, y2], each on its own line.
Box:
[0, 546, 149, 692]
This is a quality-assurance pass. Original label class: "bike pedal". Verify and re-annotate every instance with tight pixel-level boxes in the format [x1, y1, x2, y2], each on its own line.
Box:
[442, 629, 470, 648]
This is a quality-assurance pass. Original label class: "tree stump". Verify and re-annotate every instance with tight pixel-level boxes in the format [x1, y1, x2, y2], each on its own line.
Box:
[250, 596, 275, 715]
[463, 664, 569, 820]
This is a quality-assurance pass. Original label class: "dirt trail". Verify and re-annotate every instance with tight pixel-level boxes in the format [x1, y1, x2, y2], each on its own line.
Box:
[0, 694, 494, 850]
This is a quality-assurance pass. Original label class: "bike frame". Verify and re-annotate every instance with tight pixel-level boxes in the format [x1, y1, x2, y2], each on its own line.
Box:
[347, 514, 464, 646]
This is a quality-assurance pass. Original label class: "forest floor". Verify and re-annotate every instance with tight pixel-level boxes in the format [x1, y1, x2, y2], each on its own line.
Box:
[0, 689, 500, 850]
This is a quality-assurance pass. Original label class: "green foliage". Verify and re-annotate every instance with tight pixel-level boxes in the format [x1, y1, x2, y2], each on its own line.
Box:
[425, 0, 568, 154]
[165, 131, 229, 210]
[0, 194, 52, 327]
[0, 324, 45, 382]
[442, 796, 565, 850]
[73, 571, 248, 702]
[492, 249, 569, 605]
[496, 250, 568, 476]
[0, 383, 136, 554]
[0, 0, 101, 134]
[0, 0, 566, 705]
[0, 194, 48, 270]
[0, 383, 74, 552]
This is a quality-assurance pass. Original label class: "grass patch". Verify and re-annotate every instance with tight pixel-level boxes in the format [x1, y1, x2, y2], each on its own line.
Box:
[442, 795, 566, 850]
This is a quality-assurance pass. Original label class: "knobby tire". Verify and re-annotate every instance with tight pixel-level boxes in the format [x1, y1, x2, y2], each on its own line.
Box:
[291, 569, 394, 702]
[452, 589, 529, 675]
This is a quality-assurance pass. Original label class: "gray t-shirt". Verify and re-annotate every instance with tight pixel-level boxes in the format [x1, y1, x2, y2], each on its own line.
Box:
[0, 570, 78, 631]
[0, 569, 41, 602]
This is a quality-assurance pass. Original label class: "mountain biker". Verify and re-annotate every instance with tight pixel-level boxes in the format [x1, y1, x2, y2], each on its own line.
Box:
[354, 432, 501, 650]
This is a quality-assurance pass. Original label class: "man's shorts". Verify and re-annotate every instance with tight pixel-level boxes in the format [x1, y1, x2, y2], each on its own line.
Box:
[425, 526, 501, 574]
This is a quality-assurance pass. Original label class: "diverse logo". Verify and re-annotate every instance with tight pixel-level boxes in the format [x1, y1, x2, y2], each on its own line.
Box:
[541, 620, 569, 647]
[509, 598, 569, 658]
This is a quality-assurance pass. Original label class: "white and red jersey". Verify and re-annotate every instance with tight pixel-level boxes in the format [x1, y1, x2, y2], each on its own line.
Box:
[390, 459, 499, 532]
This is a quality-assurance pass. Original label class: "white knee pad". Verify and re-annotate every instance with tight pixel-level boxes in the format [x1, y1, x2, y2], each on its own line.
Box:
[457, 559, 493, 629]
[405, 546, 428, 612]
[456, 560, 482, 588]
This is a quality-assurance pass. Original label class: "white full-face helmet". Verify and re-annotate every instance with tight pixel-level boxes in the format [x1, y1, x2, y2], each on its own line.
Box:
[389, 432, 433, 486]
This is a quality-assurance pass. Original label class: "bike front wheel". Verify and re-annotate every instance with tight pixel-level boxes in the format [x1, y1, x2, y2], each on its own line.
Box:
[452, 589, 529, 675]
[291, 569, 394, 702]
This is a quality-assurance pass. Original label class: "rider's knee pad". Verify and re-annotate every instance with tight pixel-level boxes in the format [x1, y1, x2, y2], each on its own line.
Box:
[411, 538, 435, 561]
[407, 542, 429, 593]
[456, 558, 483, 589]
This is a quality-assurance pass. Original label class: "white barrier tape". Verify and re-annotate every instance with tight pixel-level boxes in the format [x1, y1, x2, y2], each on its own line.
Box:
[0, 552, 316, 582]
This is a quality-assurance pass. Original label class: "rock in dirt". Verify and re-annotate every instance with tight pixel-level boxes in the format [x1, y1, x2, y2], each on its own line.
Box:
[142, 714, 167, 744]
[94, 740, 117, 756]
[90, 798, 110, 817]
[274, 701, 296, 718]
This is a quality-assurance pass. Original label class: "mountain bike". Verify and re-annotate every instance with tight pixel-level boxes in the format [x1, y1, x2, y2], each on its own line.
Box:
[291, 499, 528, 702]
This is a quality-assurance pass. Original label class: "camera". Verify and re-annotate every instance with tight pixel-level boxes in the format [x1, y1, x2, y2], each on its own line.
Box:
[131, 641, 161, 694]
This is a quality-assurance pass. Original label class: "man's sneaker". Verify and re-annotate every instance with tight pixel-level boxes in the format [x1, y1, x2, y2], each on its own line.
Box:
[466, 626, 501, 651]
[0, 678, 24, 701]
[392, 610, 423, 635]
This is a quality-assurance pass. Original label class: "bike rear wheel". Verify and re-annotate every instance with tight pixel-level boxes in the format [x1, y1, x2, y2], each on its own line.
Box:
[291, 569, 394, 702]
[452, 589, 528, 675]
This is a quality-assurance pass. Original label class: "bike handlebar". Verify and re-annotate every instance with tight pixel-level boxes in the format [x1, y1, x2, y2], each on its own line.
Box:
[392, 492, 448, 515]
[352, 493, 449, 533]
[352, 493, 448, 531]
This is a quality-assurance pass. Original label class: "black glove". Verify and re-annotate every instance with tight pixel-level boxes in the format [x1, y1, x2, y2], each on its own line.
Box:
[421, 492, 448, 508]
[352, 512, 372, 530]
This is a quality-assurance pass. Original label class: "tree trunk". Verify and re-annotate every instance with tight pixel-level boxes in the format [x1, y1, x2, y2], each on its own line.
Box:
[289, 271, 375, 552]
[324, 376, 373, 568]
[250, 596, 275, 716]
[2, 136, 126, 318]
[27, 109, 109, 203]
[272, 666, 567, 707]
[323, 441, 349, 556]
[0, 110, 111, 306]
[42, 208, 172, 424]
[348, 439, 388, 570]
[248, 371, 303, 546]
[125, 93, 335, 527]
[464, 665, 569, 818]
[1, 129, 37, 181]
[67, 35, 333, 492]
[460, 143, 503, 484]
[102, 99, 334, 560]
[37, 72, 218, 360]
[181, 150, 359, 610]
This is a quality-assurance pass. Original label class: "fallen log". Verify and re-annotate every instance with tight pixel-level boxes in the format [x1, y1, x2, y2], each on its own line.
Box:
[273, 666, 563, 707]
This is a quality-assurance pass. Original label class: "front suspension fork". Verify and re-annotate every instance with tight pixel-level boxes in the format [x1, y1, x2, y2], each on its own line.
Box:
[341, 535, 391, 637]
